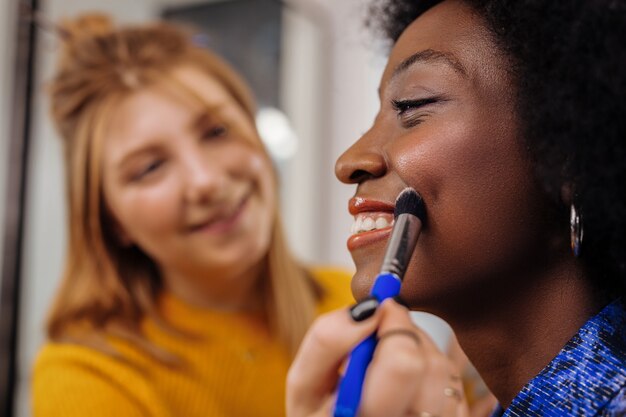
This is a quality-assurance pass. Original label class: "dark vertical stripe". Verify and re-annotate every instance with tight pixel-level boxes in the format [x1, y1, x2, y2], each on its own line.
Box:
[0, 0, 39, 415]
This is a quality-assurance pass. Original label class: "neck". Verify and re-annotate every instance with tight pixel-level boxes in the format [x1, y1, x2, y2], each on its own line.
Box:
[161, 260, 267, 313]
[444, 259, 606, 408]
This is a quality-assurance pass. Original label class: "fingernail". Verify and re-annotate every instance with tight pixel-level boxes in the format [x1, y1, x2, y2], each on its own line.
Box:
[349, 296, 379, 322]
[392, 295, 409, 308]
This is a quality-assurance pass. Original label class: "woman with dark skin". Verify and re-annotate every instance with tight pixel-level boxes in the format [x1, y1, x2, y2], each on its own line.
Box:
[287, 0, 626, 416]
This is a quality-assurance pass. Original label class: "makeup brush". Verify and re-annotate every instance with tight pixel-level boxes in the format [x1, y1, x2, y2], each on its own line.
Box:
[334, 187, 426, 417]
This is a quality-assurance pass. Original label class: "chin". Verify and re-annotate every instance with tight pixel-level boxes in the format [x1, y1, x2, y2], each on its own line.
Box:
[349, 260, 380, 302]
[348, 242, 388, 301]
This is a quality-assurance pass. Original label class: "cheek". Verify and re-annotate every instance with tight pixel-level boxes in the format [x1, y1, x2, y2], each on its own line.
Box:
[242, 152, 277, 258]
[393, 105, 529, 226]
[103, 179, 180, 245]
[390, 115, 544, 294]
[247, 151, 276, 203]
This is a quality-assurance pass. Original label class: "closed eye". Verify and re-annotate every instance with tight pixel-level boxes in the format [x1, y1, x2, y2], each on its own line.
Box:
[202, 124, 228, 140]
[391, 97, 440, 114]
[391, 97, 442, 128]
[131, 159, 165, 182]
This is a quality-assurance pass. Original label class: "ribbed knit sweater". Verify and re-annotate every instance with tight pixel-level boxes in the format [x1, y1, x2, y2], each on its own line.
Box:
[32, 267, 353, 417]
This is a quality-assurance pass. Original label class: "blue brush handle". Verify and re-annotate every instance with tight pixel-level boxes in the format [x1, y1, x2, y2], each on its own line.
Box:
[333, 272, 401, 417]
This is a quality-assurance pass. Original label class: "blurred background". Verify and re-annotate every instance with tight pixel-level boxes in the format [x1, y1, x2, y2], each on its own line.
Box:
[0, 1, 449, 416]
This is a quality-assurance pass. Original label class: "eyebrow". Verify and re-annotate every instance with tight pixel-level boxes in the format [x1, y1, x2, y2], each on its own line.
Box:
[191, 107, 219, 131]
[391, 49, 468, 81]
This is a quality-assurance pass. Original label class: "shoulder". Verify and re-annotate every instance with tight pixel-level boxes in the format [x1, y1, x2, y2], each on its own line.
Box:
[33, 341, 167, 417]
[308, 266, 355, 313]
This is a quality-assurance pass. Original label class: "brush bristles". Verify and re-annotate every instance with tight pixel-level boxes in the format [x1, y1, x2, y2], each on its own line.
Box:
[394, 188, 426, 221]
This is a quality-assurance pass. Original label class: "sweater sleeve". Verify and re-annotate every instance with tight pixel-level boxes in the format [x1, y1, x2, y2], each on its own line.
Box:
[32, 343, 169, 417]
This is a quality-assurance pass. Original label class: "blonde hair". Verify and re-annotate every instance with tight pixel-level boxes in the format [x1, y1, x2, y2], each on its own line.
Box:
[47, 14, 321, 358]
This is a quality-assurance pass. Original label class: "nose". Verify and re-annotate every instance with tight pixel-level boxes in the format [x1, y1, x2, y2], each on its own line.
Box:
[182, 150, 226, 204]
[335, 127, 387, 184]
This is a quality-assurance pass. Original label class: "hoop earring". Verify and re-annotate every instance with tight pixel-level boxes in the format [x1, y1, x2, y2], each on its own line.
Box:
[570, 204, 583, 257]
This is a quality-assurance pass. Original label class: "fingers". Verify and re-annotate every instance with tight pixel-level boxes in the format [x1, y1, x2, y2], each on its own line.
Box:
[359, 300, 469, 417]
[411, 352, 464, 416]
[287, 299, 472, 417]
[410, 329, 467, 417]
[286, 306, 381, 417]
[413, 316, 468, 417]
[359, 300, 425, 417]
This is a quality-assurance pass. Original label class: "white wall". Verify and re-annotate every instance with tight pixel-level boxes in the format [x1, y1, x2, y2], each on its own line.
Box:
[279, 0, 386, 268]
[314, 0, 385, 266]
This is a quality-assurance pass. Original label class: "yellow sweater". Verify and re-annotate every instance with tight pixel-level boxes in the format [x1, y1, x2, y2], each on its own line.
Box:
[33, 267, 353, 417]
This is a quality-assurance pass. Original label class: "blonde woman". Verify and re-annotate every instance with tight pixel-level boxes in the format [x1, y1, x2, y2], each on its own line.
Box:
[32, 15, 353, 417]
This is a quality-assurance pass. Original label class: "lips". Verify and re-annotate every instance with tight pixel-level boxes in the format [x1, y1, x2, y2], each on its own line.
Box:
[347, 197, 395, 250]
[348, 196, 395, 215]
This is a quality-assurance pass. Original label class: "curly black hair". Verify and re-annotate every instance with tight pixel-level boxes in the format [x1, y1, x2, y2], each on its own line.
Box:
[367, 0, 626, 298]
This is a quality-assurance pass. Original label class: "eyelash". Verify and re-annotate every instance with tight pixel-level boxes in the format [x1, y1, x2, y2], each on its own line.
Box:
[131, 159, 164, 182]
[202, 124, 228, 140]
[391, 97, 439, 128]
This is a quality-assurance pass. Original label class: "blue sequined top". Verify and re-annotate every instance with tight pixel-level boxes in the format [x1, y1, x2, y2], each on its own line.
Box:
[491, 300, 626, 417]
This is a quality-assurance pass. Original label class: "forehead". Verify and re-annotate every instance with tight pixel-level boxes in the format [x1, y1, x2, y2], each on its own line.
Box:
[381, 0, 502, 90]
[170, 65, 237, 109]
[107, 67, 240, 138]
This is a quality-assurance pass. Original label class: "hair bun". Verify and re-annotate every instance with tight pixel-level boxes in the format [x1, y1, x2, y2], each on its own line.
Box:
[59, 13, 115, 43]
[56, 13, 115, 67]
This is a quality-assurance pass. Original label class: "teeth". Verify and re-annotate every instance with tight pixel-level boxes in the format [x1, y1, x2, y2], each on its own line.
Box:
[362, 217, 375, 231]
[350, 214, 393, 235]
[376, 217, 390, 229]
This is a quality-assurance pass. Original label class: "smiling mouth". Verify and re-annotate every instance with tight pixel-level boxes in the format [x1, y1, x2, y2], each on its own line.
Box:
[350, 213, 394, 235]
[189, 192, 251, 234]
[347, 197, 396, 250]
